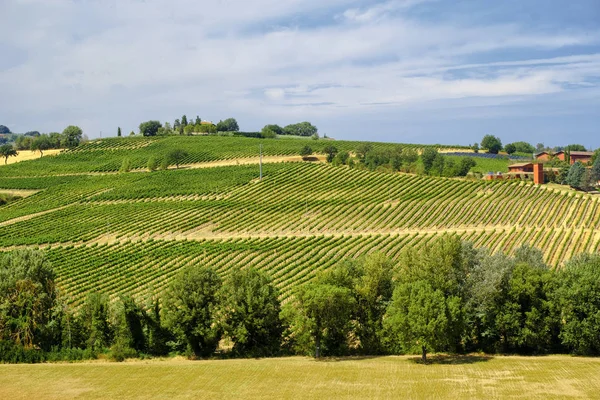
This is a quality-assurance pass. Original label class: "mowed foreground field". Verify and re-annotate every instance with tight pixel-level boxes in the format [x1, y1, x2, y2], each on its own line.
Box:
[1, 356, 600, 399]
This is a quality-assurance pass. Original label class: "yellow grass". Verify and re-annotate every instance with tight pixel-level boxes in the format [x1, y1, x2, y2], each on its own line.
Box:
[1, 355, 599, 399]
[1, 149, 62, 165]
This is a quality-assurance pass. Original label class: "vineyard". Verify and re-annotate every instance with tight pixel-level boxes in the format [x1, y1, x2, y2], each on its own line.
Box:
[0, 135, 597, 306]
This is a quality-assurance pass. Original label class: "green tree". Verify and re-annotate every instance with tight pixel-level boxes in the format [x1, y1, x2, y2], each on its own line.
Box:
[0, 249, 60, 350]
[355, 143, 373, 161]
[556, 254, 600, 355]
[195, 116, 201, 125]
[504, 143, 517, 154]
[590, 155, 600, 186]
[299, 145, 313, 159]
[119, 158, 132, 173]
[30, 135, 52, 157]
[421, 148, 438, 174]
[61, 125, 83, 148]
[564, 144, 587, 152]
[117, 127, 122, 137]
[456, 157, 476, 176]
[286, 283, 356, 357]
[163, 266, 222, 357]
[429, 153, 445, 176]
[323, 145, 338, 163]
[79, 292, 113, 351]
[566, 162, 587, 190]
[216, 118, 239, 132]
[384, 280, 454, 362]
[139, 121, 162, 137]
[481, 135, 503, 154]
[181, 115, 188, 127]
[219, 268, 282, 356]
[511, 141, 535, 154]
[0, 144, 18, 164]
[0, 125, 11, 134]
[283, 122, 317, 137]
[263, 124, 283, 135]
[165, 149, 189, 169]
[260, 126, 277, 139]
[147, 157, 158, 172]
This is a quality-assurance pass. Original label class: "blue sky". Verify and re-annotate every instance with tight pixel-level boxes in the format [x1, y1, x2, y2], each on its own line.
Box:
[1, 0, 599, 147]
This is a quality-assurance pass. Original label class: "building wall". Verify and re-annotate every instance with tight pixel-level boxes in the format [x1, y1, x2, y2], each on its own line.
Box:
[570, 156, 591, 165]
[534, 164, 544, 184]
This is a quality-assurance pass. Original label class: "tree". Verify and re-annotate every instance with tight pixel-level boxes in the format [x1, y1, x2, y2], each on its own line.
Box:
[590, 156, 600, 186]
[263, 124, 283, 136]
[139, 121, 162, 137]
[117, 127, 122, 137]
[566, 162, 587, 190]
[260, 126, 277, 139]
[564, 144, 587, 152]
[504, 143, 517, 155]
[511, 141, 535, 154]
[429, 153, 445, 176]
[0, 144, 17, 164]
[421, 148, 438, 174]
[61, 125, 83, 148]
[456, 157, 476, 176]
[0, 249, 60, 350]
[119, 158, 132, 173]
[147, 157, 158, 172]
[129, 131, 135, 136]
[355, 143, 373, 160]
[195, 116, 201, 125]
[287, 283, 356, 357]
[181, 115, 188, 127]
[25, 131, 40, 137]
[384, 280, 453, 362]
[165, 149, 189, 169]
[163, 265, 222, 357]
[556, 254, 600, 355]
[30, 135, 52, 157]
[79, 292, 113, 351]
[536, 143, 545, 152]
[323, 145, 338, 163]
[216, 118, 239, 132]
[283, 122, 318, 137]
[0, 125, 11, 134]
[472, 143, 479, 153]
[219, 268, 282, 356]
[299, 145, 313, 160]
[481, 135, 502, 154]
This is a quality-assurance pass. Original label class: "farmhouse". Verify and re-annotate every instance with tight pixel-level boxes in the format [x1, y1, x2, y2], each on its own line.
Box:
[508, 163, 534, 173]
[535, 151, 551, 161]
[555, 151, 594, 165]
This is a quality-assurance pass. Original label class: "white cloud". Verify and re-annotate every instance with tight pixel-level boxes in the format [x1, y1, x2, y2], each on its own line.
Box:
[0, 0, 599, 141]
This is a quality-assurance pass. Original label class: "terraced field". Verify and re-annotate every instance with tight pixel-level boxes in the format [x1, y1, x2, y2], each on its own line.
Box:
[0, 136, 596, 306]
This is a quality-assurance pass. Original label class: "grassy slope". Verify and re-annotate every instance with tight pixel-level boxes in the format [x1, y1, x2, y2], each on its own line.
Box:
[1, 356, 599, 399]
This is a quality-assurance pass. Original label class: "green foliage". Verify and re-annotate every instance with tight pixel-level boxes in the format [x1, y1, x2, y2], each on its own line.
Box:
[384, 280, 454, 361]
[590, 155, 600, 185]
[0, 144, 18, 164]
[504, 143, 516, 154]
[283, 122, 318, 137]
[147, 156, 158, 172]
[163, 265, 222, 357]
[263, 124, 283, 136]
[260, 126, 277, 139]
[0, 249, 60, 350]
[421, 148, 438, 174]
[323, 145, 338, 163]
[117, 127, 122, 137]
[139, 121, 162, 137]
[219, 268, 282, 356]
[0, 125, 11, 134]
[481, 135, 502, 154]
[564, 144, 587, 152]
[79, 292, 113, 351]
[216, 118, 239, 132]
[30, 135, 52, 157]
[566, 162, 588, 190]
[165, 149, 189, 169]
[510, 141, 535, 154]
[62, 125, 83, 148]
[299, 145, 313, 158]
[119, 158, 132, 173]
[556, 254, 600, 355]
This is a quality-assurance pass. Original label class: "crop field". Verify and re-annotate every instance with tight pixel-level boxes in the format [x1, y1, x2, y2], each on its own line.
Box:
[0, 136, 597, 306]
[1, 355, 599, 399]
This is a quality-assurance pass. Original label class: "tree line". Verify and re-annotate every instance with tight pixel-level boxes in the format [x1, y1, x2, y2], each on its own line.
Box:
[0, 126, 84, 164]
[299, 144, 477, 178]
[2, 237, 600, 363]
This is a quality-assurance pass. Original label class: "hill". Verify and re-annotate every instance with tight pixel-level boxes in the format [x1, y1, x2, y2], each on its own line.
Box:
[0, 135, 596, 306]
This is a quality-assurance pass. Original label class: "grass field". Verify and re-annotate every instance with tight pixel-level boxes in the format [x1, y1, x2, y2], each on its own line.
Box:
[1, 355, 599, 399]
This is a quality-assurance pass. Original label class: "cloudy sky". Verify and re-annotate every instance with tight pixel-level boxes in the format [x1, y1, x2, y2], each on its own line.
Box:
[1, 0, 599, 147]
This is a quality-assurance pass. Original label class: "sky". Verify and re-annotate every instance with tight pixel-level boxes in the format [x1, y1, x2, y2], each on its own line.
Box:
[1, 0, 599, 148]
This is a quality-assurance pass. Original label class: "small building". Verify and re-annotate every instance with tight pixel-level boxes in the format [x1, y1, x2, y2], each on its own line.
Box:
[508, 163, 534, 173]
[569, 151, 594, 165]
[555, 151, 566, 161]
[535, 151, 551, 161]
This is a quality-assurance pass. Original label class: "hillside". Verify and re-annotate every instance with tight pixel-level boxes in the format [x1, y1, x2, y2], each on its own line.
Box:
[1, 135, 596, 306]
